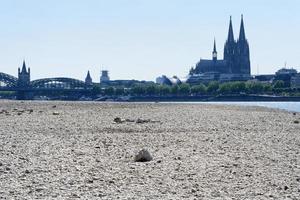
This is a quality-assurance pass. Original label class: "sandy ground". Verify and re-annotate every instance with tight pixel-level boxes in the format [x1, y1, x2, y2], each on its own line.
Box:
[0, 101, 299, 200]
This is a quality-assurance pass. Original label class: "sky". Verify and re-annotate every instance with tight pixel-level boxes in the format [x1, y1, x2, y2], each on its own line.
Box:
[0, 0, 300, 81]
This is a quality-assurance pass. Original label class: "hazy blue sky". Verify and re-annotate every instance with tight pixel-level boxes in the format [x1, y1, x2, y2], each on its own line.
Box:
[0, 0, 299, 81]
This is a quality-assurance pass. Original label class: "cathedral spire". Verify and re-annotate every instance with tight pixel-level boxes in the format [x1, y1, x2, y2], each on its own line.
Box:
[227, 16, 235, 42]
[213, 38, 217, 53]
[239, 14, 246, 41]
[212, 38, 217, 61]
[86, 70, 91, 79]
[21, 60, 27, 73]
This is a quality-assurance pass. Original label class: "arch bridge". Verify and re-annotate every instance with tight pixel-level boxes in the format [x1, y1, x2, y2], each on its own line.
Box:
[0, 72, 18, 89]
[30, 77, 89, 90]
[0, 74, 93, 91]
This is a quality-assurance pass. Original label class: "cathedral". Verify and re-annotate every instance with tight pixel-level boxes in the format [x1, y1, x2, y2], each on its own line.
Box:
[190, 15, 251, 79]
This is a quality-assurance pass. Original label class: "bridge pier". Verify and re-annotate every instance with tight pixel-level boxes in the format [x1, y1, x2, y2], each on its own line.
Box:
[16, 90, 33, 100]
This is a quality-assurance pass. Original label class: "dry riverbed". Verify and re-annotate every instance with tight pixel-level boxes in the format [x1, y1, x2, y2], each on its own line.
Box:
[0, 101, 299, 199]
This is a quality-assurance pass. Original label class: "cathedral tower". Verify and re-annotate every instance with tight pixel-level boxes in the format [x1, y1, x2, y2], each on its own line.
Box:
[224, 16, 236, 73]
[18, 60, 30, 87]
[236, 15, 251, 74]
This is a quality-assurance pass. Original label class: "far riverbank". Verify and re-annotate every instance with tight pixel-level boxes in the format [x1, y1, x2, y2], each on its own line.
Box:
[127, 95, 300, 102]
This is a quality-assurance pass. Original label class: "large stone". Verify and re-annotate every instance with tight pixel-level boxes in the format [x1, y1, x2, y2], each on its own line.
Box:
[134, 149, 153, 162]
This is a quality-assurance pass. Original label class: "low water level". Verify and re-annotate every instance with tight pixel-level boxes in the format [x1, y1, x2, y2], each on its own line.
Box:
[199, 102, 300, 112]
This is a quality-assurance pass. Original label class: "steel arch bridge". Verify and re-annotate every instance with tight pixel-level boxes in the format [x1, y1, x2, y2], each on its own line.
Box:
[30, 77, 88, 90]
[0, 72, 18, 88]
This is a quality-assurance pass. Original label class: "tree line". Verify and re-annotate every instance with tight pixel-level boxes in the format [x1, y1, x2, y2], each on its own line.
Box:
[93, 80, 300, 97]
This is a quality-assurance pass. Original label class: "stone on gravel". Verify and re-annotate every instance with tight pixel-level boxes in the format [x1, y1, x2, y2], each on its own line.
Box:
[114, 117, 123, 123]
[134, 149, 153, 162]
[136, 118, 150, 124]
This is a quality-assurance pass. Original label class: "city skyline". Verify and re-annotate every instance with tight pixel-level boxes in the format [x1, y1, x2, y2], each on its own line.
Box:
[0, 0, 300, 81]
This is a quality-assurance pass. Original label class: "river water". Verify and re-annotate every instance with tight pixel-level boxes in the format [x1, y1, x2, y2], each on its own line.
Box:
[196, 102, 300, 112]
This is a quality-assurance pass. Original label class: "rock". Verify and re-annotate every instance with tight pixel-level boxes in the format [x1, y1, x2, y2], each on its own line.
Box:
[53, 112, 59, 115]
[125, 119, 135, 122]
[87, 179, 94, 184]
[35, 188, 44, 192]
[294, 120, 299, 124]
[293, 112, 297, 116]
[136, 118, 150, 124]
[134, 149, 153, 162]
[114, 117, 123, 123]
[0, 109, 8, 114]
[52, 105, 57, 108]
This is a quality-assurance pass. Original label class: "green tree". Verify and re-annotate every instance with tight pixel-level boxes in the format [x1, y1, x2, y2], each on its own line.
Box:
[145, 84, 158, 96]
[104, 87, 115, 96]
[263, 84, 272, 93]
[178, 83, 190, 95]
[158, 85, 171, 96]
[191, 84, 206, 95]
[92, 85, 101, 95]
[273, 80, 285, 89]
[246, 82, 264, 94]
[171, 85, 179, 95]
[231, 82, 246, 93]
[207, 81, 219, 94]
[131, 85, 146, 96]
[115, 87, 125, 95]
[218, 82, 232, 94]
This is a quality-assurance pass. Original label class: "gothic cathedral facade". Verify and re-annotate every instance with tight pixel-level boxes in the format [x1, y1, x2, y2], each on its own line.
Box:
[190, 15, 251, 76]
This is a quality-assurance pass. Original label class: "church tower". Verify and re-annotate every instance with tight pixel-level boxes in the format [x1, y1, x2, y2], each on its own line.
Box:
[236, 15, 251, 75]
[18, 60, 30, 88]
[212, 38, 217, 61]
[85, 70, 93, 87]
[224, 16, 236, 73]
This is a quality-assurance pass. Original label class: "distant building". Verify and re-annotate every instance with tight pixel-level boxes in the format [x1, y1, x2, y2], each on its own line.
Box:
[85, 71, 93, 86]
[291, 74, 300, 88]
[156, 75, 182, 85]
[275, 68, 297, 76]
[156, 75, 172, 85]
[274, 68, 298, 87]
[188, 15, 251, 84]
[18, 61, 30, 88]
[100, 70, 110, 84]
[100, 70, 153, 87]
[253, 74, 274, 83]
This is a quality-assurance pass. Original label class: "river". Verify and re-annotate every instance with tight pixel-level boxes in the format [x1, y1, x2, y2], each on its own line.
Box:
[196, 102, 300, 112]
